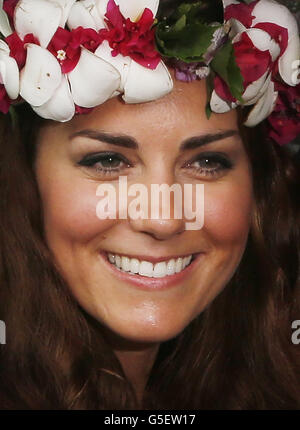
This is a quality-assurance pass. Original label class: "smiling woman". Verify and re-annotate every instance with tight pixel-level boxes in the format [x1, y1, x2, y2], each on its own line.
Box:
[0, 0, 299, 411]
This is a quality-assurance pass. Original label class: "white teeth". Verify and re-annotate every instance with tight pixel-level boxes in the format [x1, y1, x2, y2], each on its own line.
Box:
[115, 255, 121, 268]
[153, 262, 167, 278]
[108, 254, 115, 264]
[185, 255, 193, 267]
[107, 253, 194, 278]
[130, 258, 140, 274]
[121, 256, 131, 272]
[175, 257, 183, 273]
[139, 261, 153, 277]
[166, 259, 176, 276]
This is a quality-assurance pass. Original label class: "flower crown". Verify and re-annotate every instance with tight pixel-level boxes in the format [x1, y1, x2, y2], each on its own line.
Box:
[0, 0, 299, 145]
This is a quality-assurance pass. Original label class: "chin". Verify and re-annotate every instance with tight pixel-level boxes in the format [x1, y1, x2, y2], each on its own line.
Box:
[105, 319, 191, 345]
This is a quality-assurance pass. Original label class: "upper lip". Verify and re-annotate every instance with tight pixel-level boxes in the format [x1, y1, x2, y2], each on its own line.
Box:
[103, 251, 199, 263]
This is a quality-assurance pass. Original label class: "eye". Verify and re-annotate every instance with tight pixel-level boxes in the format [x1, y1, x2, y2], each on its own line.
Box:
[78, 152, 131, 176]
[183, 153, 234, 177]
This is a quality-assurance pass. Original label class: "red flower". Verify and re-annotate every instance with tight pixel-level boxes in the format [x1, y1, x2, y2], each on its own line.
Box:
[48, 27, 104, 74]
[267, 81, 300, 145]
[99, 0, 161, 70]
[234, 32, 272, 88]
[225, 0, 259, 28]
[0, 85, 11, 114]
[48, 27, 81, 74]
[254, 22, 288, 58]
[6, 32, 39, 69]
[69, 27, 104, 53]
[214, 32, 272, 103]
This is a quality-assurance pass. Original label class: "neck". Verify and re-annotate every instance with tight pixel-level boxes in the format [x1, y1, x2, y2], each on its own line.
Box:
[115, 344, 159, 407]
[101, 328, 160, 407]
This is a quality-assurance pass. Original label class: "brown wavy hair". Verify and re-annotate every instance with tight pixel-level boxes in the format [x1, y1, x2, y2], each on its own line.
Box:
[0, 0, 299, 409]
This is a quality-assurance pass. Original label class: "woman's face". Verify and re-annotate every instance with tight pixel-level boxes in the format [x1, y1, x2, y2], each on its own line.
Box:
[35, 75, 254, 344]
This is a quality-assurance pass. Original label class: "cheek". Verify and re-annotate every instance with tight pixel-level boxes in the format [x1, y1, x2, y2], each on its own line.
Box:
[203, 178, 253, 246]
[38, 175, 117, 244]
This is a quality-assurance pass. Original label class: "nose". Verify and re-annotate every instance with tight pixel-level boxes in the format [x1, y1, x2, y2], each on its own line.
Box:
[129, 216, 186, 241]
[127, 176, 186, 241]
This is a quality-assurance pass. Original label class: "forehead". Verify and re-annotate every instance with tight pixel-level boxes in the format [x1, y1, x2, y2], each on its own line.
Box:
[60, 72, 239, 142]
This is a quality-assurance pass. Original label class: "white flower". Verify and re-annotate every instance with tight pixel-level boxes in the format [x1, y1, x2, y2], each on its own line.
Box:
[0, 40, 19, 100]
[0, 0, 13, 37]
[223, 0, 300, 86]
[213, 0, 300, 126]
[12, 0, 121, 121]
[68, 0, 174, 104]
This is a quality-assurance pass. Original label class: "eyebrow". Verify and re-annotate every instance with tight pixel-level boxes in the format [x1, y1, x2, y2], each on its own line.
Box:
[69, 129, 239, 151]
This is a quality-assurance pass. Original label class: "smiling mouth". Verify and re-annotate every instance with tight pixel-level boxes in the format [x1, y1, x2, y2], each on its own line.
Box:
[105, 252, 196, 279]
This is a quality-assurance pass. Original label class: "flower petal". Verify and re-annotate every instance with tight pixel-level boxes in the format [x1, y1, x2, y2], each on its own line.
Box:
[0, 54, 19, 99]
[32, 75, 75, 121]
[94, 40, 131, 92]
[251, 0, 300, 85]
[14, 0, 62, 48]
[98, 0, 159, 21]
[210, 89, 236, 113]
[67, 2, 98, 30]
[67, 0, 106, 31]
[222, 0, 239, 8]
[68, 47, 121, 107]
[242, 71, 271, 105]
[0, 0, 13, 37]
[244, 81, 278, 127]
[0, 39, 10, 54]
[279, 34, 300, 86]
[114, 0, 159, 21]
[48, 0, 77, 27]
[20, 44, 62, 106]
[233, 28, 280, 62]
[79, 0, 106, 30]
[122, 60, 173, 104]
[229, 20, 247, 39]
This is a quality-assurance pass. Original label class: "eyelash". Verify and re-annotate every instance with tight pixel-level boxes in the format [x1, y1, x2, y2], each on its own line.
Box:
[78, 152, 131, 176]
[183, 153, 234, 176]
[78, 152, 233, 177]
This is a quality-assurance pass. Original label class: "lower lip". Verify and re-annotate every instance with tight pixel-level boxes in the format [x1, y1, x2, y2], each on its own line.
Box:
[99, 252, 203, 291]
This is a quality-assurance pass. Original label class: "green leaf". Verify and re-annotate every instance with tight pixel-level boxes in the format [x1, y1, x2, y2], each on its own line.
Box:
[155, 0, 224, 62]
[173, 15, 186, 32]
[210, 41, 244, 103]
[156, 22, 218, 62]
[205, 103, 212, 119]
[227, 49, 244, 103]
[172, 1, 223, 25]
